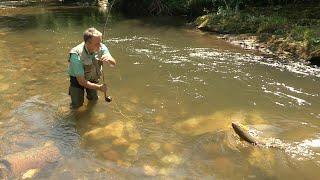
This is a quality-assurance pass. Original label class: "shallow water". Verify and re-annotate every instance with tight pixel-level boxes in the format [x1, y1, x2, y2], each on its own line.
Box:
[0, 3, 320, 179]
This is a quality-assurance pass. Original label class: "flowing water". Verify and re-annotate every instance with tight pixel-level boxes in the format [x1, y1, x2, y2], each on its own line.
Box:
[0, 2, 320, 179]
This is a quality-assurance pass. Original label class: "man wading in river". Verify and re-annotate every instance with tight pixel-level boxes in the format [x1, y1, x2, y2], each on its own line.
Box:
[68, 27, 116, 108]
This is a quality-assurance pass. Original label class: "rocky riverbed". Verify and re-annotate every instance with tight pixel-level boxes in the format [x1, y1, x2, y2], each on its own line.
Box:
[194, 12, 320, 66]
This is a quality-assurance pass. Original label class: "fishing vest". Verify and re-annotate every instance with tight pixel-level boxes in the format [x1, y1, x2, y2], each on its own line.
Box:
[69, 42, 103, 82]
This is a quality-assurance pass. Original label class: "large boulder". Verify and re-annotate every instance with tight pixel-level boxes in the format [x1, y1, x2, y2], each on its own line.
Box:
[83, 121, 124, 140]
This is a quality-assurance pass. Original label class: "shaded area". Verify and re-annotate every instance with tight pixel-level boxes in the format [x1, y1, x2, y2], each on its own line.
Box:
[0, 6, 110, 31]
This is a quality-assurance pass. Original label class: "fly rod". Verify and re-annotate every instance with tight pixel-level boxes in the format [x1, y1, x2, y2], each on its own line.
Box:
[101, 0, 116, 103]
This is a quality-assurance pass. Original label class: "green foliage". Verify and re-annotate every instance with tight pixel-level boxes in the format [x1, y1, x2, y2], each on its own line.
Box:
[187, 0, 216, 16]
[138, 0, 184, 15]
[257, 15, 288, 34]
[202, 10, 309, 36]
[167, 0, 188, 13]
[290, 26, 310, 41]
[147, 0, 188, 15]
[286, 24, 319, 51]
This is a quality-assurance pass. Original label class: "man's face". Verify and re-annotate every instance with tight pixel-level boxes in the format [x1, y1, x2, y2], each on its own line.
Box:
[86, 36, 101, 53]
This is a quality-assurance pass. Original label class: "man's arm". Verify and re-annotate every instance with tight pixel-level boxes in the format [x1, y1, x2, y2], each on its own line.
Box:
[76, 76, 107, 92]
[100, 44, 116, 66]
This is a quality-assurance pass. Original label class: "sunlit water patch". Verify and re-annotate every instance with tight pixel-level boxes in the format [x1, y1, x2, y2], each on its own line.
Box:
[109, 35, 319, 109]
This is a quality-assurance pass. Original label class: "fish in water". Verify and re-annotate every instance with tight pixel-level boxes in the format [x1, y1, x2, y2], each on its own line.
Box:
[231, 122, 259, 145]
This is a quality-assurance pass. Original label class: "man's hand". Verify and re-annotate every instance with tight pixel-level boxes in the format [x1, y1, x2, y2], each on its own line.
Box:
[100, 54, 116, 67]
[98, 84, 107, 92]
[76, 76, 107, 92]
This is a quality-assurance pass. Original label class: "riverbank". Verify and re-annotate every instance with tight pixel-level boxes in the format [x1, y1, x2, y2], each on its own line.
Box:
[193, 4, 320, 65]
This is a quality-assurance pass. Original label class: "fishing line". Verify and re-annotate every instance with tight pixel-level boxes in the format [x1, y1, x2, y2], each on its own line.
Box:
[100, 0, 139, 120]
[102, 0, 117, 41]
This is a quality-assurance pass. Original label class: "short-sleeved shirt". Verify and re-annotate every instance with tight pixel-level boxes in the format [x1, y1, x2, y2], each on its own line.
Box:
[68, 43, 110, 77]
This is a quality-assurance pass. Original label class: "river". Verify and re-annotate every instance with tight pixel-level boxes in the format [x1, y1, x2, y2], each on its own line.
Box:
[0, 2, 320, 179]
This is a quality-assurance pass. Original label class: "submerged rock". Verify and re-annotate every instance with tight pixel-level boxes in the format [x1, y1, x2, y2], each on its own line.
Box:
[149, 142, 161, 152]
[162, 143, 182, 154]
[158, 168, 172, 176]
[129, 96, 139, 104]
[0, 83, 9, 91]
[126, 143, 139, 156]
[84, 121, 124, 140]
[95, 113, 107, 121]
[161, 154, 182, 165]
[248, 148, 276, 176]
[154, 115, 165, 124]
[211, 156, 234, 175]
[117, 160, 131, 168]
[173, 111, 246, 136]
[125, 121, 141, 141]
[143, 165, 157, 176]
[101, 149, 120, 162]
[112, 137, 129, 147]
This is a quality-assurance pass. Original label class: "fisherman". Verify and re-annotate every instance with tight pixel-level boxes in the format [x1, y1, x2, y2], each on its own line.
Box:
[68, 27, 116, 109]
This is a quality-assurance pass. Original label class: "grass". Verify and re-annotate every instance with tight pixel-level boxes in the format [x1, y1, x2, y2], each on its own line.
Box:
[195, 4, 320, 59]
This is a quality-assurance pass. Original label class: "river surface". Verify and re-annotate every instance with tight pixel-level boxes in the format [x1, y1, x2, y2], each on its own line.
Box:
[0, 2, 320, 179]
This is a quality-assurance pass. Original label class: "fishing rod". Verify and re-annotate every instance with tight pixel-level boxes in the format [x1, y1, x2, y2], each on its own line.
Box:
[101, 0, 117, 103]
